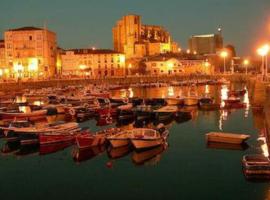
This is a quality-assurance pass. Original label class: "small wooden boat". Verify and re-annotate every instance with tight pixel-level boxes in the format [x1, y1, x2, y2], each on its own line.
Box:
[39, 132, 77, 145]
[0, 109, 47, 119]
[242, 155, 270, 179]
[130, 124, 169, 150]
[154, 106, 178, 121]
[166, 97, 184, 106]
[206, 132, 250, 144]
[73, 145, 106, 163]
[39, 141, 74, 155]
[106, 131, 131, 148]
[76, 128, 120, 149]
[199, 96, 220, 110]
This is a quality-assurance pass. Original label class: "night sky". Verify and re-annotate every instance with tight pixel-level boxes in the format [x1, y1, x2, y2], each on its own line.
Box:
[0, 0, 269, 56]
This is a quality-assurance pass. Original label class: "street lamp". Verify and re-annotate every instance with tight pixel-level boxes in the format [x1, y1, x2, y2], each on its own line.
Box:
[243, 59, 249, 75]
[257, 44, 269, 79]
[220, 51, 228, 74]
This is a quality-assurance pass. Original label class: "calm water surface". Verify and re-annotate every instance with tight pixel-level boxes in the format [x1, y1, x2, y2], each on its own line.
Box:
[0, 84, 269, 200]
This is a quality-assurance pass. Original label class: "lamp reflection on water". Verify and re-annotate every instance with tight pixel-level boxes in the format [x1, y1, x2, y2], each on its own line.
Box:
[205, 85, 210, 94]
[243, 86, 250, 118]
[168, 86, 174, 97]
[128, 88, 134, 98]
[219, 85, 229, 130]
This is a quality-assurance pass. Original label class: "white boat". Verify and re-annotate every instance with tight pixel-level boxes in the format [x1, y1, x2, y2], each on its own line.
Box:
[130, 125, 169, 150]
[106, 132, 130, 148]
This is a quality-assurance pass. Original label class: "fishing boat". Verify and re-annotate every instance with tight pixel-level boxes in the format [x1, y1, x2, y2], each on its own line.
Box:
[130, 124, 169, 150]
[76, 128, 120, 149]
[206, 132, 250, 144]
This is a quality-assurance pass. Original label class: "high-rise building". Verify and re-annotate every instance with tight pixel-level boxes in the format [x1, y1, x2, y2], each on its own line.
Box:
[188, 29, 223, 55]
[113, 14, 179, 58]
[4, 26, 57, 79]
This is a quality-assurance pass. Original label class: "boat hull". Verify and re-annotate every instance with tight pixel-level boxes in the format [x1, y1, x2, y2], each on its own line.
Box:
[131, 138, 164, 150]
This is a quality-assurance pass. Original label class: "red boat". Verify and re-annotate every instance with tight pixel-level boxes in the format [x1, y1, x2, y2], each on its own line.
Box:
[39, 133, 77, 145]
[76, 128, 120, 149]
[39, 141, 73, 155]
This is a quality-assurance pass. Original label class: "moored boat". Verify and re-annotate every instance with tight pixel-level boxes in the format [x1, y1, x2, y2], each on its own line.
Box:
[206, 132, 250, 144]
[130, 124, 169, 150]
[76, 128, 120, 149]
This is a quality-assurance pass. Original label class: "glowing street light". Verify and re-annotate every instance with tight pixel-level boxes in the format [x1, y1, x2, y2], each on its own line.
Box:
[243, 59, 249, 75]
[220, 51, 228, 73]
[257, 44, 270, 78]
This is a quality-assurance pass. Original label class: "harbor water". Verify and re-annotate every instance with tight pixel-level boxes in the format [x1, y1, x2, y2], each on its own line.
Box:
[0, 84, 269, 200]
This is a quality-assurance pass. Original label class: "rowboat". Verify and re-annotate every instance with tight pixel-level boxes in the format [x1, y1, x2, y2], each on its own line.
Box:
[39, 132, 77, 145]
[1, 122, 79, 145]
[39, 141, 74, 155]
[165, 97, 184, 106]
[106, 131, 131, 148]
[130, 124, 169, 150]
[76, 128, 120, 149]
[206, 132, 250, 144]
[154, 106, 178, 121]
[0, 109, 47, 119]
[242, 155, 270, 179]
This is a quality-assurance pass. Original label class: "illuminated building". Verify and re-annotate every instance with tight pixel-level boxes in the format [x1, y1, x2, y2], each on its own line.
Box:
[4, 26, 57, 79]
[188, 28, 223, 55]
[145, 57, 213, 75]
[113, 14, 179, 58]
[0, 40, 7, 77]
[60, 49, 125, 77]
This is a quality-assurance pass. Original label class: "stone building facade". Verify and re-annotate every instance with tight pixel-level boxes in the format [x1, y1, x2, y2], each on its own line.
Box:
[4, 27, 57, 79]
[60, 49, 126, 77]
[113, 15, 179, 58]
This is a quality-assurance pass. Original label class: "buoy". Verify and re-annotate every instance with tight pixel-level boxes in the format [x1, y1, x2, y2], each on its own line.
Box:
[106, 161, 113, 169]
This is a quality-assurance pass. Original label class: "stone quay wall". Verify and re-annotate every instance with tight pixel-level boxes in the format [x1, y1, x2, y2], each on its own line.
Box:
[0, 74, 252, 92]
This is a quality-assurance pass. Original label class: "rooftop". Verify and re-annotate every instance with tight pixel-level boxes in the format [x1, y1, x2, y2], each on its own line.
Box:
[65, 49, 122, 55]
[8, 26, 43, 32]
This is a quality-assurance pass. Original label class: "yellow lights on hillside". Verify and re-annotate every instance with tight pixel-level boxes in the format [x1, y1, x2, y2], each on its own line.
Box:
[0, 69, 3, 76]
[186, 49, 191, 54]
